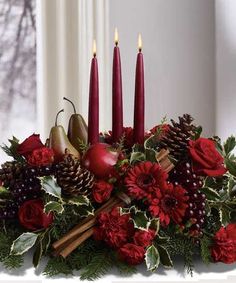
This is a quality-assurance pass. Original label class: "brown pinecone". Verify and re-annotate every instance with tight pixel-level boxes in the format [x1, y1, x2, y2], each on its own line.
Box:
[56, 154, 95, 197]
[0, 161, 25, 187]
[160, 114, 197, 160]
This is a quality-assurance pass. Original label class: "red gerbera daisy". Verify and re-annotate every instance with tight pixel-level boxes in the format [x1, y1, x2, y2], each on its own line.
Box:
[149, 184, 189, 226]
[124, 161, 169, 200]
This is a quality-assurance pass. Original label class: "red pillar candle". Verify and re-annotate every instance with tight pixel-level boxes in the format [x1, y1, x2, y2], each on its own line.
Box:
[112, 28, 123, 142]
[133, 34, 145, 144]
[88, 40, 99, 144]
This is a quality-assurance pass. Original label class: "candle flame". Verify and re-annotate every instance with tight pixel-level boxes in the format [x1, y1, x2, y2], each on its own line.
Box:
[114, 28, 119, 45]
[93, 39, 97, 57]
[138, 33, 142, 52]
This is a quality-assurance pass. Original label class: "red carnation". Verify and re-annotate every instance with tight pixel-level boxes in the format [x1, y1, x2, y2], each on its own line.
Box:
[118, 243, 145, 265]
[27, 147, 54, 166]
[211, 224, 236, 264]
[94, 207, 134, 249]
[125, 161, 169, 200]
[92, 180, 113, 203]
[189, 138, 227, 177]
[133, 229, 156, 247]
[149, 184, 189, 226]
[18, 199, 54, 231]
[17, 134, 44, 158]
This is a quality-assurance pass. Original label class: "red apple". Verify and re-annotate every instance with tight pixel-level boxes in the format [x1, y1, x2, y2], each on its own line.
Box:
[82, 143, 119, 178]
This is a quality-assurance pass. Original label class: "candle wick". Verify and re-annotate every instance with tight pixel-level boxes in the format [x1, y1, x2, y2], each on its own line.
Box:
[115, 41, 118, 47]
[139, 48, 142, 53]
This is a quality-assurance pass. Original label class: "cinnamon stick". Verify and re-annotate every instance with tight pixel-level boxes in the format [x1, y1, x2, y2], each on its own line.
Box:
[60, 228, 94, 258]
[52, 197, 121, 251]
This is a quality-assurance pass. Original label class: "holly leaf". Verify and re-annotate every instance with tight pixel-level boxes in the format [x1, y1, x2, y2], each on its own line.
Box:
[225, 158, 236, 177]
[145, 148, 158, 163]
[44, 201, 64, 214]
[224, 136, 236, 156]
[74, 203, 95, 217]
[33, 239, 43, 268]
[157, 245, 173, 268]
[201, 187, 221, 201]
[145, 245, 160, 272]
[132, 210, 149, 231]
[193, 126, 202, 140]
[66, 195, 90, 206]
[41, 176, 62, 199]
[130, 151, 145, 164]
[10, 233, 38, 255]
[220, 207, 231, 225]
[149, 218, 160, 234]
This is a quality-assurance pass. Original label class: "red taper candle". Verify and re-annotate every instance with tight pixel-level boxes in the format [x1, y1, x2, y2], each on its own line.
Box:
[88, 40, 99, 144]
[133, 34, 145, 144]
[112, 28, 123, 142]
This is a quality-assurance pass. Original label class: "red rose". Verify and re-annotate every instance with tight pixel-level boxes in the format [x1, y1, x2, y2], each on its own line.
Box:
[17, 134, 44, 158]
[133, 229, 156, 247]
[92, 180, 113, 203]
[94, 207, 134, 249]
[18, 199, 53, 231]
[189, 138, 227, 177]
[118, 243, 145, 265]
[211, 224, 236, 264]
[27, 147, 54, 166]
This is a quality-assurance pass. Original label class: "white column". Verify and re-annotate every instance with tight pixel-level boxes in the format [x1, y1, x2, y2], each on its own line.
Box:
[36, 0, 110, 141]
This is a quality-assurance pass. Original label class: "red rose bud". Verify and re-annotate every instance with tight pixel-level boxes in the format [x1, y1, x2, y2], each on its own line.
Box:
[133, 229, 156, 248]
[17, 134, 44, 158]
[27, 147, 54, 167]
[18, 199, 53, 231]
[118, 243, 145, 265]
[211, 224, 236, 264]
[92, 180, 113, 203]
[189, 138, 227, 177]
[94, 207, 134, 249]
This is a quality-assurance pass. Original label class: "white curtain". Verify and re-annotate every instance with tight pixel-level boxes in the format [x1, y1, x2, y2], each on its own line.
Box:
[36, 0, 110, 141]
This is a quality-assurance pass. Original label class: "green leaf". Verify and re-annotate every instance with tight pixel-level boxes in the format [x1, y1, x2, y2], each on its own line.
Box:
[132, 210, 149, 230]
[33, 239, 43, 268]
[155, 235, 170, 245]
[41, 176, 62, 199]
[10, 233, 38, 255]
[225, 158, 236, 177]
[145, 245, 160, 272]
[66, 195, 90, 206]
[145, 148, 158, 162]
[201, 187, 221, 201]
[228, 177, 236, 198]
[157, 245, 173, 268]
[1, 136, 25, 162]
[193, 126, 202, 140]
[224, 136, 236, 156]
[44, 201, 64, 214]
[74, 203, 95, 217]
[149, 218, 160, 234]
[0, 186, 10, 198]
[220, 207, 231, 225]
[130, 151, 145, 164]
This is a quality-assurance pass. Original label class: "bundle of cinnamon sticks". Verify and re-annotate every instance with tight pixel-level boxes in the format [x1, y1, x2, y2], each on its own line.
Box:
[52, 149, 173, 258]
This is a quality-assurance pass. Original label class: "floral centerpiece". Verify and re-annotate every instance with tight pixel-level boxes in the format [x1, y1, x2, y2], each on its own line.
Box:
[0, 112, 236, 280]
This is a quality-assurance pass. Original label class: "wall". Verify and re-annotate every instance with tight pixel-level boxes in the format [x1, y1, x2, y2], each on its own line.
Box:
[215, 0, 236, 141]
[109, 0, 216, 136]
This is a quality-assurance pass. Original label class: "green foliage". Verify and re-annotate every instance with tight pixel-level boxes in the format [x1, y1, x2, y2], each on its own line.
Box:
[10, 232, 38, 255]
[77, 138, 89, 153]
[41, 176, 62, 200]
[1, 136, 25, 162]
[0, 232, 24, 270]
[163, 235, 196, 275]
[223, 136, 236, 156]
[200, 236, 212, 265]
[145, 245, 160, 272]
[44, 257, 73, 277]
[79, 249, 114, 281]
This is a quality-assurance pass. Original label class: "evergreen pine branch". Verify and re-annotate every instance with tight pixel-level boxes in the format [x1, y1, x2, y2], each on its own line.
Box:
[1, 136, 25, 162]
[3, 255, 23, 269]
[80, 249, 114, 281]
[43, 257, 73, 277]
[200, 236, 212, 265]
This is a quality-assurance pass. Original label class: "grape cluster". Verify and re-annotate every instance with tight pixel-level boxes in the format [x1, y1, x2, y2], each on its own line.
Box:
[170, 161, 206, 236]
[0, 163, 55, 220]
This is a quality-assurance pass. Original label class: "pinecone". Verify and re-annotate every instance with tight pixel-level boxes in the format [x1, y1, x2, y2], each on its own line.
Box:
[170, 160, 206, 237]
[56, 154, 95, 197]
[160, 114, 197, 160]
[0, 161, 25, 187]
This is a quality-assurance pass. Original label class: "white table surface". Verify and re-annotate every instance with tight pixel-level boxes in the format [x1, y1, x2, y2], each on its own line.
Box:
[0, 253, 235, 283]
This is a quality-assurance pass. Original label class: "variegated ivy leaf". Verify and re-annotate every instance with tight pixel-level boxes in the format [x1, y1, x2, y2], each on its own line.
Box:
[40, 176, 62, 199]
[44, 201, 64, 214]
[145, 245, 160, 272]
[10, 233, 38, 255]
